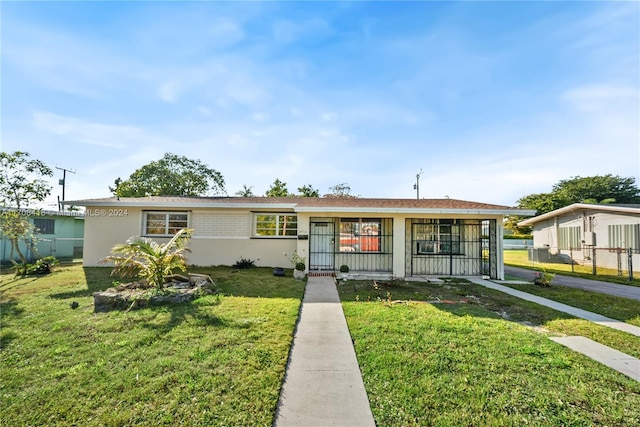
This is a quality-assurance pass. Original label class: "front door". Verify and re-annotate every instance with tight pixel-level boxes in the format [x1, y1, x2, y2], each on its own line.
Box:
[310, 222, 335, 270]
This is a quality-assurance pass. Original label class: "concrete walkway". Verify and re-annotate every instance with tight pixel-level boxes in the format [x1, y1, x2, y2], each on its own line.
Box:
[274, 276, 375, 427]
[504, 266, 640, 301]
[550, 336, 640, 381]
[469, 278, 640, 381]
[469, 278, 640, 337]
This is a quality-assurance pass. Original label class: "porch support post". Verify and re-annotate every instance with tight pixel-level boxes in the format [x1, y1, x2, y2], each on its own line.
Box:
[489, 218, 504, 280]
[392, 217, 406, 278]
[296, 214, 311, 272]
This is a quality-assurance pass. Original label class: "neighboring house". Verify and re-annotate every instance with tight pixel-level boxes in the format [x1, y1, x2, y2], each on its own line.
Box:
[0, 208, 84, 264]
[66, 196, 533, 280]
[518, 203, 640, 272]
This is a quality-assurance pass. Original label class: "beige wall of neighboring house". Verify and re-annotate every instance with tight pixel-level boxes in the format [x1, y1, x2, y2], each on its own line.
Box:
[519, 204, 640, 272]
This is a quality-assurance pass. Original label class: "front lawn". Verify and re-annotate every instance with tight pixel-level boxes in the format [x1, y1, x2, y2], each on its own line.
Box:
[4, 267, 640, 426]
[0, 265, 304, 426]
[338, 279, 640, 426]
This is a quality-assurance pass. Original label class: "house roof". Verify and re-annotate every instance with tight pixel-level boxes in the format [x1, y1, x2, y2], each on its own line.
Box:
[518, 203, 640, 226]
[64, 196, 534, 216]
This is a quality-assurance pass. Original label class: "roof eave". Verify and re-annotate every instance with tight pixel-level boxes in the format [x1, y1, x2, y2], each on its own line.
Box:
[63, 199, 298, 210]
[295, 207, 535, 216]
[518, 203, 640, 226]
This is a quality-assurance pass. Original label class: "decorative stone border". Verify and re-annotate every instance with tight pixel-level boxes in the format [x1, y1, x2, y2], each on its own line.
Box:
[93, 273, 216, 313]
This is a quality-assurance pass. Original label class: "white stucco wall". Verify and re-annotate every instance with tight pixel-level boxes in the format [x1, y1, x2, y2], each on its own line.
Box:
[530, 209, 640, 272]
[82, 205, 507, 277]
[82, 206, 297, 267]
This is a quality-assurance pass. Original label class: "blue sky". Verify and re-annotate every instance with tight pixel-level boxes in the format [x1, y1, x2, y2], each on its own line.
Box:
[2, 1, 638, 208]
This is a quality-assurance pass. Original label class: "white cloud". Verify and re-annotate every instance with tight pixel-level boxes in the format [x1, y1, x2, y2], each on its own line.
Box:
[158, 81, 182, 102]
[561, 84, 638, 113]
[32, 111, 152, 148]
[272, 18, 333, 45]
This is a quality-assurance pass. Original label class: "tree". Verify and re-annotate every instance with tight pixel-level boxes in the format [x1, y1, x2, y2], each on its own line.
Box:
[517, 174, 640, 215]
[516, 192, 564, 216]
[503, 215, 532, 236]
[235, 185, 254, 197]
[102, 228, 193, 290]
[0, 151, 53, 208]
[553, 175, 639, 205]
[113, 153, 225, 197]
[108, 177, 122, 196]
[324, 182, 358, 198]
[0, 152, 53, 266]
[0, 211, 39, 265]
[265, 178, 291, 197]
[297, 184, 319, 197]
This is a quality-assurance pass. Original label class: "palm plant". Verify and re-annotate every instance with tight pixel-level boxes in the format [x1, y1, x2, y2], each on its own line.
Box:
[103, 228, 193, 290]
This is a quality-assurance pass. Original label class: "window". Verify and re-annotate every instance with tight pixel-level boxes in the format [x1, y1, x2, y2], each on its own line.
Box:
[254, 213, 297, 237]
[144, 212, 189, 236]
[413, 220, 461, 255]
[34, 218, 55, 235]
[339, 218, 382, 252]
[608, 224, 640, 251]
[558, 226, 581, 250]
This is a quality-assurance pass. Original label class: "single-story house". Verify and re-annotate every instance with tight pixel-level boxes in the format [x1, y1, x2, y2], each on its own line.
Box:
[1, 207, 84, 264]
[518, 203, 640, 272]
[67, 196, 534, 280]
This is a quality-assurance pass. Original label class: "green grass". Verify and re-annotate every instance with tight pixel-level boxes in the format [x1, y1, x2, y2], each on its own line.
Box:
[4, 266, 640, 426]
[497, 282, 640, 359]
[0, 265, 304, 426]
[504, 250, 640, 287]
[500, 282, 640, 327]
[338, 279, 640, 426]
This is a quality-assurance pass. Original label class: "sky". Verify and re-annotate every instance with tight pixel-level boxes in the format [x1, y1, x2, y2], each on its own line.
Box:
[1, 1, 639, 209]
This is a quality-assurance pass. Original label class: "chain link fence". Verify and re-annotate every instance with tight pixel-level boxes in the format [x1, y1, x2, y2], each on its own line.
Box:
[526, 246, 636, 281]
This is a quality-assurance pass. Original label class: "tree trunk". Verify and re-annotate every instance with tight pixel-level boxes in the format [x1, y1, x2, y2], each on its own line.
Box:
[10, 238, 27, 265]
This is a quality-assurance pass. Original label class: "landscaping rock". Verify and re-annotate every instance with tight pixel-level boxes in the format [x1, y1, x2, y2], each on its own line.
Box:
[93, 274, 217, 313]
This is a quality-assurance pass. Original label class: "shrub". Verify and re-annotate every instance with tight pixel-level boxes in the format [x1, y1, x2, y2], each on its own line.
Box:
[284, 250, 306, 271]
[233, 257, 256, 269]
[14, 256, 59, 277]
[102, 228, 193, 290]
[534, 270, 555, 287]
[340, 265, 350, 273]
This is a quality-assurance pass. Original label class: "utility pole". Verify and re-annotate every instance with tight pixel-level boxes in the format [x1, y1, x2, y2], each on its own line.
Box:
[56, 166, 76, 211]
[413, 169, 423, 199]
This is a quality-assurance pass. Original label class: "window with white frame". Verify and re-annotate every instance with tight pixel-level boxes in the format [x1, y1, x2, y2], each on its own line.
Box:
[254, 213, 297, 237]
[608, 224, 640, 251]
[143, 212, 189, 236]
[558, 226, 581, 250]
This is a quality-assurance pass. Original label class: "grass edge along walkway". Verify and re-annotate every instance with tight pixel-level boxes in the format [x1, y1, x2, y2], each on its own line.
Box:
[469, 278, 640, 382]
[470, 279, 640, 337]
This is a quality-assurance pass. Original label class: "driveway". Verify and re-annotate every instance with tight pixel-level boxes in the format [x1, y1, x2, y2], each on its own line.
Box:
[504, 266, 640, 302]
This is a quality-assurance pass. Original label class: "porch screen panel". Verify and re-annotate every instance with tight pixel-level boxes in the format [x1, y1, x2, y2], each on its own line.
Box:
[337, 218, 392, 272]
[410, 219, 483, 276]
